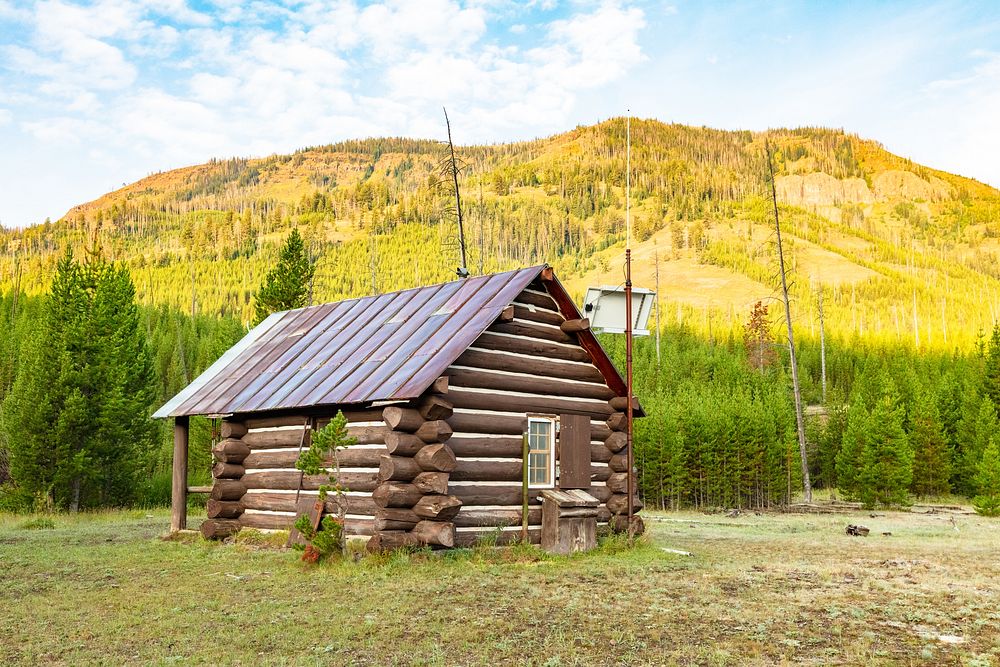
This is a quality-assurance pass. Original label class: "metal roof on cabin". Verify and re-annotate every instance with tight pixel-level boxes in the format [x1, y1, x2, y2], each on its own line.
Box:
[153, 265, 551, 418]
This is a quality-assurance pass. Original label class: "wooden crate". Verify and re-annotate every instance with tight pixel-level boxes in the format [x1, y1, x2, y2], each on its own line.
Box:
[540, 489, 598, 555]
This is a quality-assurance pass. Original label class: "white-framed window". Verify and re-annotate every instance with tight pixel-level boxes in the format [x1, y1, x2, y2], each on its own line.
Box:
[527, 415, 557, 488]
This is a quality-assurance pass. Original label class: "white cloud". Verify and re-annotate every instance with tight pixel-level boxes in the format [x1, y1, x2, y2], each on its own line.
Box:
[21, 115, 106, 143]
[0, 0, 649, 225]
[0, 108, 11, 125]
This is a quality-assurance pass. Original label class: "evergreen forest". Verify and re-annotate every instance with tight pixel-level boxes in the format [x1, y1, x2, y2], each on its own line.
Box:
[2, 119, 999, 513]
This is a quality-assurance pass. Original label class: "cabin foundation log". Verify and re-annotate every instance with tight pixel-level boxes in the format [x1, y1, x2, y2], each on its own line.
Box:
[414, 443, 457, 472]
[608, 514, 645, 535]
[373, 482, 422, 508]
[241, 470, 377, 493]
[454, 528, 541, 547]
[606, 472, 637, 494]
[212, 462, 245, 479]
[210, 479, 247, 501]
[446, 368, 614, 401]
[412, 472, 450, 495]
[213, 438, 251, 463]
[411, 520, 456, 547]
[414, 420, 453, 443]
[412, 494, 463, 520]
[241, 492, 377, 515]
[606, 412, 627, 432]
[383, 407, 424, 432]
[220, 421, 248, 439]
[200, 519, 240, 540]
[377, 455, 423, 482]
[239, 512, 374, 535]
[385, 432, 426, 456]
[454, 349, 605, 384]
[606, 494, 644, 515]
[367, 531, 422, 552]
[603, 431, 627, 453]
[414, 396, 453, 421]
[206, 499, 243, 519]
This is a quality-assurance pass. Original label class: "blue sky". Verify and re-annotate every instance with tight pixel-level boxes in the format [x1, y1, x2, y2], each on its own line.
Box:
[0, 0, 998, 228]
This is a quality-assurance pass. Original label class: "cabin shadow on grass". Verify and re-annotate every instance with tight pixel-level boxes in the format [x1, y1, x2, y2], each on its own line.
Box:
[3, 508, 1000, 666]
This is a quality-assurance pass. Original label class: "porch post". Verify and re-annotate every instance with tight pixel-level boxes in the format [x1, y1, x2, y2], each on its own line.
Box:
[171, 415, 189, 532]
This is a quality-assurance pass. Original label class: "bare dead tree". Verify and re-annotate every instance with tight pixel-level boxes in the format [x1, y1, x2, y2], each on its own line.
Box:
[442, 107, 468, 276]
[766, 142, 812, 504]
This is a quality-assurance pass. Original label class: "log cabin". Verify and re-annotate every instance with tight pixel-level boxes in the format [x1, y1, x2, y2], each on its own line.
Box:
[154, 265, 644, 550]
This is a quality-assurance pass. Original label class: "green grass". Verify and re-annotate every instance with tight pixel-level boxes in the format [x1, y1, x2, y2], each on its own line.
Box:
[2, 509, 999, 665]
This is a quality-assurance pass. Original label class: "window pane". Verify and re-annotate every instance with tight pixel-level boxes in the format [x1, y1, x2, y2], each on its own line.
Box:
[527, 420, 552, 486]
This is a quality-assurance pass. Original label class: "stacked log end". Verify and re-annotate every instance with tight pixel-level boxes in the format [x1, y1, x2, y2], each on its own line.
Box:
[603, 407, 644, 535]
[369, 391, 462, 551]
[201, 419, 249, 540]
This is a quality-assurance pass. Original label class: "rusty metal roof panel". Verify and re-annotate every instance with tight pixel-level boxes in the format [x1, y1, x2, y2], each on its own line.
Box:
[155, 265, 547, 417]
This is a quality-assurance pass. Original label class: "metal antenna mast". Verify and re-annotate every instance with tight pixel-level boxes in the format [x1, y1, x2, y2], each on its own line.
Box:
[625, 113, 636, 538]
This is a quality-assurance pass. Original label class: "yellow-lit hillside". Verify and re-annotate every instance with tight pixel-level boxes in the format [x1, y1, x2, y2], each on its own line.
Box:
[2, 119, 998, 348]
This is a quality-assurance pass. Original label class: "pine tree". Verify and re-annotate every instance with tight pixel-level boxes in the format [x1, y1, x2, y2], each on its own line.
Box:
[972, 438, 1000, 516]
[743, 301, 776, 372]
[836, 394, 869, 499]
[954, 395, 999, 496]
[983, 325, 1000, 414]
[3, 250, 90, 508]
[253, 229, 314, 325]
[1, 250, 157, 510]
[909, 390, 952, 497]
[859, 393, 913, 508]
[85, 261, 158, 505]
[816, 397, 847, 489]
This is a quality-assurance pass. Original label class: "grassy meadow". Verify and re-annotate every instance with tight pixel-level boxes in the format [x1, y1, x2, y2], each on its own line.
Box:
[2, 508, 998, 666]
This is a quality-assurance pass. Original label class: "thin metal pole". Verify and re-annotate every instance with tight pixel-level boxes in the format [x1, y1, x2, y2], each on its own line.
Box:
[625, 114, 635, 537]
[521, 433, 529, 543]
[818, 286, 827, 404]
[654, 250, 661, 369]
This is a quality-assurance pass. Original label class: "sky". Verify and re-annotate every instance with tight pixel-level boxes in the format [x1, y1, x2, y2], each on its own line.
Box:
[0, 0, 998, 228]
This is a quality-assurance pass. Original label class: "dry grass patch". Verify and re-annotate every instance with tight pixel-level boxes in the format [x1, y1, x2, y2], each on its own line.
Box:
[1, 508, 997, 665]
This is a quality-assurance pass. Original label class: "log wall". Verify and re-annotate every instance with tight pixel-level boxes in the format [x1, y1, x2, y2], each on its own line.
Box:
[367, 393, 462, 551]
[200, 410, 390, 539]
[443, 280, 642, 546]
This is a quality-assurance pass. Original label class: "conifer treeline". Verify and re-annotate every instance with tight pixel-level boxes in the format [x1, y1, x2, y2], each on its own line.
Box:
[614, 324, 1000, 510]
[2, 280, 998, 510]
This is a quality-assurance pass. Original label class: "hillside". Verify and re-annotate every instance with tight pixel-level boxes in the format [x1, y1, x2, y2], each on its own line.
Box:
[2, 119, 999, 348]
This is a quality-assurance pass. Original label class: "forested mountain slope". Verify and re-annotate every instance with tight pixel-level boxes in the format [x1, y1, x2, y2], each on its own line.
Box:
[2, 119, 999, 348]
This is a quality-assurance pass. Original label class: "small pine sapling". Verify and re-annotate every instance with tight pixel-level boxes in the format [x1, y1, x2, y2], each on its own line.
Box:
[973, 438, 1000, 517]
[294, 411, 358, 560]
